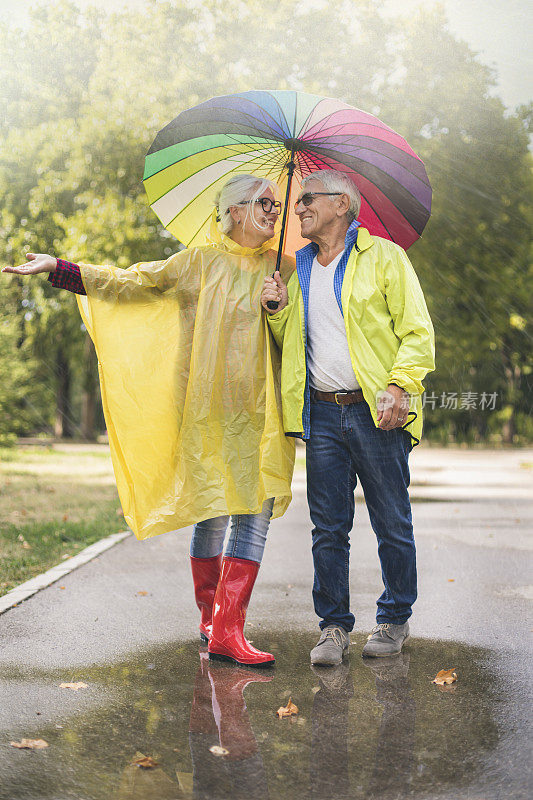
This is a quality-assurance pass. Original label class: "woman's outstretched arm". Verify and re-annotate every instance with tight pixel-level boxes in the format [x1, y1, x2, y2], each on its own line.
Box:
[3, 250, 191, 300]
[2, 252, 86, 294]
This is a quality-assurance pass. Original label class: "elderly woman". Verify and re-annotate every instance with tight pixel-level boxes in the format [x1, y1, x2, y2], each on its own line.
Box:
[3, 174, 295, 667]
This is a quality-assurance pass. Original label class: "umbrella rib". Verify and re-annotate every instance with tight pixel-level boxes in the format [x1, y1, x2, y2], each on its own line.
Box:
[145, 135, 283, 182]
[299, 109, 345, 144]
[356, 187, 396, 241]
[164, 151, 290, 238]
[230, 93, 291, 138]
[308, 136, 424, 180]
[296, 100, 341, 141]
[298, 149, 335, 176]
[294, 99, 323, 140]
[302, 117, 396, 141]
[308, 145, 430, 221]
[207, 92, 291, 139]
[295, 148, 398, 240]
[306, 139, 428, 184]
[157, 105, 288, 144]
[295, 149, 315, 177]
[146, 143, 287, 205]
[175, 145, 297, 246]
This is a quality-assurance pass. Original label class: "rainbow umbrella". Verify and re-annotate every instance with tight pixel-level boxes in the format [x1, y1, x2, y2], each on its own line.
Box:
[143, 90, 431, 257]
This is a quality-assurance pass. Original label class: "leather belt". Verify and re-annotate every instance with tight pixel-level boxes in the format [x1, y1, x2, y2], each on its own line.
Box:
[311, 388, 365, 405]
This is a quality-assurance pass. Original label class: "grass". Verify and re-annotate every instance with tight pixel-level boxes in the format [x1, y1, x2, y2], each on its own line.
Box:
[0, 444, 127, 597]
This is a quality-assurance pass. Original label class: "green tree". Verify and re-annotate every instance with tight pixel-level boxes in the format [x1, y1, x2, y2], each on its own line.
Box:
[1, 0, 531, 444]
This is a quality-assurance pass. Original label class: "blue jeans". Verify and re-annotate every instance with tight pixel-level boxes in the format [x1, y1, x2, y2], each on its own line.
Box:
[190, 498, 274, 564]
[306, 399, 415, 631]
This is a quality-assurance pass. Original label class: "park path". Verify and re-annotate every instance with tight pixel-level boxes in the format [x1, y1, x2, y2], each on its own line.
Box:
[0, 447, 531, 799]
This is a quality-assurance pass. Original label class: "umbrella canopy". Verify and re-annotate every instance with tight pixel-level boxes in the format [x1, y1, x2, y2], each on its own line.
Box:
[143, 90, 431, 253]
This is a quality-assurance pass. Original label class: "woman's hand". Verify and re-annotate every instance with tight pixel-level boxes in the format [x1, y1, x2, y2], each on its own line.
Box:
[261, 271, 288, 314]
[2, 253, 57, 276]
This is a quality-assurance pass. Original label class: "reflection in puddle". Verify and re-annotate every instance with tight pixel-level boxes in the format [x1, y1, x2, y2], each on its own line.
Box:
[187, 652, 270, 800]
[0, 634, 516, 799]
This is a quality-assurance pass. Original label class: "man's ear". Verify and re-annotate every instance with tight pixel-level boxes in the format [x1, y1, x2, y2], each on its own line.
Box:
[336, 193, 350, 217]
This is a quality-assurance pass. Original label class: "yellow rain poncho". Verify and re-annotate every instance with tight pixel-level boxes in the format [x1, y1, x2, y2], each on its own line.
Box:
[75, 218, 296, 540]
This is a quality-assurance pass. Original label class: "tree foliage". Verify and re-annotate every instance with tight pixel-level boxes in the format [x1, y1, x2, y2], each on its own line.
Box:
[0, 0, 531, 443]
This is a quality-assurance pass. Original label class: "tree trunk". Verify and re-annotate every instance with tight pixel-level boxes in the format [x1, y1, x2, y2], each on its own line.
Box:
[501, 337, 521, 445]
[54, 345, 73, 438]
[81, 334, 99, 441]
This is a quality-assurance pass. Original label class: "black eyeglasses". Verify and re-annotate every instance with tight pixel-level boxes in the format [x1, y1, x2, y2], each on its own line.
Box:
[294, 192, 343, 211]
[232, 197, 282, 214]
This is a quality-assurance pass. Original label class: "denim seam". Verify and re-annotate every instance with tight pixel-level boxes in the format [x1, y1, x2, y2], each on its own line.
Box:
[344, 443, 353, 623]
[228, 514, 241, 558]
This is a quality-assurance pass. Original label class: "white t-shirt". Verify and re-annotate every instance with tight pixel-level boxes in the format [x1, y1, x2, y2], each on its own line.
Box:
[307, 250, 360, 392]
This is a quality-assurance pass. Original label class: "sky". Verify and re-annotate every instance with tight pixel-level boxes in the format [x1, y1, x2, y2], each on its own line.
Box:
[0, 0, 531, 110]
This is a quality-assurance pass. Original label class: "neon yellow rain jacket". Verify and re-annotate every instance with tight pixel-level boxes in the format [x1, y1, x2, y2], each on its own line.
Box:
[75, 224, 295, 540]
[266, 226, 435, 448]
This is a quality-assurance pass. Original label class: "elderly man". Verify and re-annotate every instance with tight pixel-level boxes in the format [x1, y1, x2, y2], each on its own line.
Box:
[261, 169, 435, 665]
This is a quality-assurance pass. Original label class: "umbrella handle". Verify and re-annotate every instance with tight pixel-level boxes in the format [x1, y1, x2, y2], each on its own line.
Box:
[268, 155, 296, 312]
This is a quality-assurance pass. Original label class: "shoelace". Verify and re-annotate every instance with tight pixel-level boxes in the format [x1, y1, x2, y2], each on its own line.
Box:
[321, 627, 345, 647]
[367, 623, 392, 641]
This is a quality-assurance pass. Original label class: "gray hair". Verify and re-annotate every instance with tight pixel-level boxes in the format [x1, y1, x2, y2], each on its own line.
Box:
[301, 169, 361, 223]
[215, 174, 278, 235]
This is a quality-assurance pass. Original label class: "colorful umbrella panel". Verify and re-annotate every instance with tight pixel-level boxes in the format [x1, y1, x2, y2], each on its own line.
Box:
[143, 90, 431, 253]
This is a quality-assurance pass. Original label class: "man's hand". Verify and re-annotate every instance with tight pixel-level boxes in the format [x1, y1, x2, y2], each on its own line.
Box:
[2, 253, 57, 276]
[377, 384, 410, 430]
[261, 271, 288, 314]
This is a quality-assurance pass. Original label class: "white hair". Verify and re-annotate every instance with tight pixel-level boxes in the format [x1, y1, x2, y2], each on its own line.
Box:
[301, 169, 361, 223]
[215, 174, 278, 235]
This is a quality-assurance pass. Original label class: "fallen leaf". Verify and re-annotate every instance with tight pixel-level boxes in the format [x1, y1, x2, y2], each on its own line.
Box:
[432, 669, 457, 685]
[209, 745, 229, 756]
[131, 755, 159, 769]
[59, 682, 88, 691]
[276, 697, 299, 718]
[61, 554, 71, 560]
[448, 578, 455, 582]
[437, 683, 457, 693]
[10, 738, 49, 749]
[59, 586, 66, 590]
[136, 591, 149, 596]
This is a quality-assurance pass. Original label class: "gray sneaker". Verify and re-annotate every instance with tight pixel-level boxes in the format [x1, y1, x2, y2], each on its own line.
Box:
[361, 622, 410, 658]
[310, 625, 350, 666]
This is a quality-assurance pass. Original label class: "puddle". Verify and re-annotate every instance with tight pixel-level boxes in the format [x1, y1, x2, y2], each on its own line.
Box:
[0, 633, 527, 799]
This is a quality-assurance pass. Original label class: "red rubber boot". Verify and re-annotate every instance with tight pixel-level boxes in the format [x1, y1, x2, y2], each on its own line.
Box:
[208, 556, 275, 667]
[190, 554, 223, 643]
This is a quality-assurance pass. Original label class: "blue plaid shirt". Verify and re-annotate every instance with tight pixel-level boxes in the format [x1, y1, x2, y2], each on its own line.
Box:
[294, 219, 360, 439]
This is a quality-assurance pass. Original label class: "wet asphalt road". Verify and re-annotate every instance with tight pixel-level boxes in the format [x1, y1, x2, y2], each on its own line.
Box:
[0, 447, 532, 800]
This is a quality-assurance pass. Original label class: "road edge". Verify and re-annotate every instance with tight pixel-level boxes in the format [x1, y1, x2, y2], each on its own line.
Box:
[0, 530, 131, 615]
